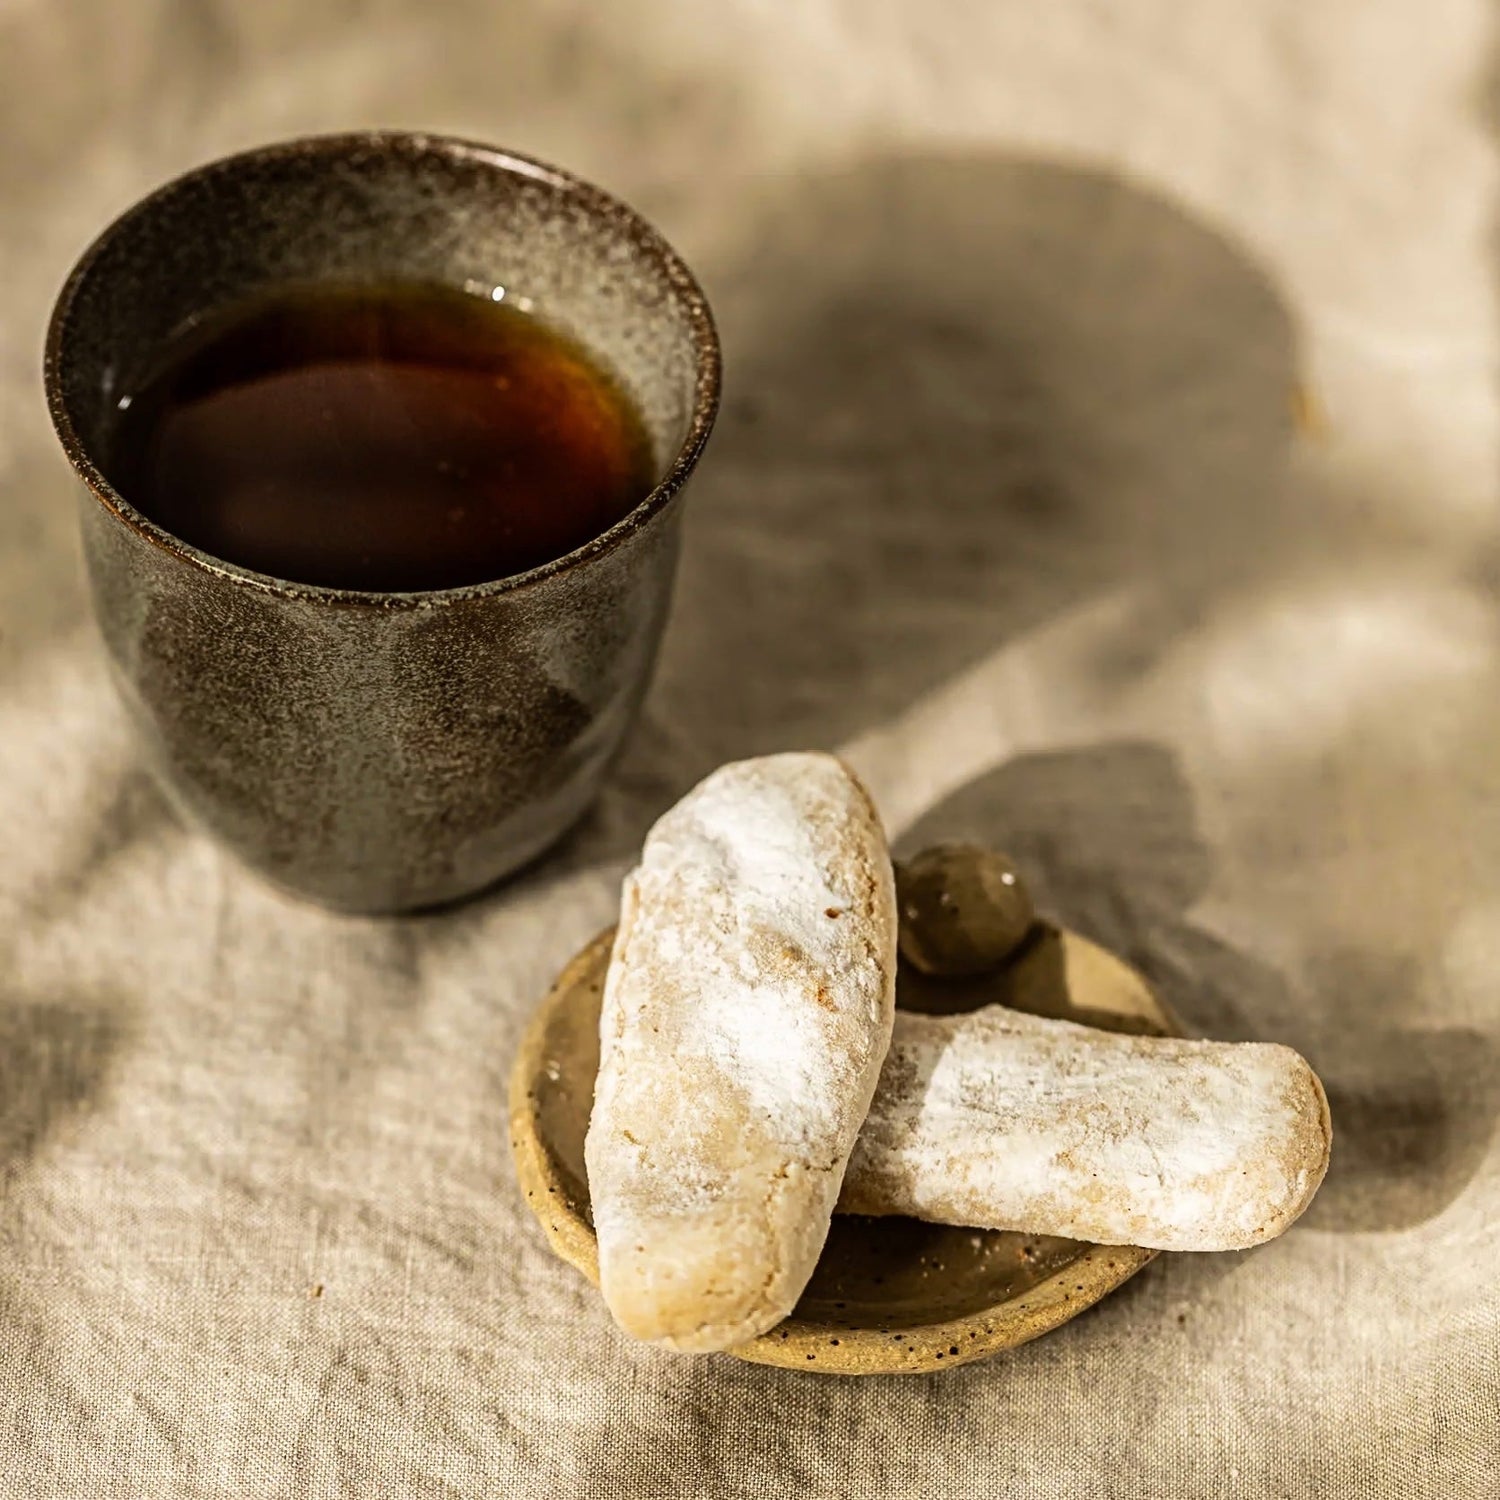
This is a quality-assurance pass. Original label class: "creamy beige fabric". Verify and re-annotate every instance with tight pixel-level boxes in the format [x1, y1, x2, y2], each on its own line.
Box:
[2, 1, 1496, 1494]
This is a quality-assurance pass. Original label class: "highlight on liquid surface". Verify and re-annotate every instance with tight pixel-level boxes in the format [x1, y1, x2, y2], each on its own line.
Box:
[104, 282, 658, 591]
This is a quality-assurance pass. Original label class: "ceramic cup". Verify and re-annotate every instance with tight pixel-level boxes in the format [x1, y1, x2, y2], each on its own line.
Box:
[45, 132, 720, 913]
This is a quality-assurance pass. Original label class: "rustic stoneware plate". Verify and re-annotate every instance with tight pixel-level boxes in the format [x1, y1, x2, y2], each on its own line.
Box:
[511, 891, 1181, 1375]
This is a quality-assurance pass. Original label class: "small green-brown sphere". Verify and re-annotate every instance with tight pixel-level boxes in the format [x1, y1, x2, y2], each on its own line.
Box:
[895, 844, 1036, 977]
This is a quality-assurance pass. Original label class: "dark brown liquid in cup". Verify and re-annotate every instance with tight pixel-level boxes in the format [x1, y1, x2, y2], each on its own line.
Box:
[105, 283, 657, 591]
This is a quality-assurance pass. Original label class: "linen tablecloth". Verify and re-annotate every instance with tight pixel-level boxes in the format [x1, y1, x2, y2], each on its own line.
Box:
[2, 2, 1496, 1494]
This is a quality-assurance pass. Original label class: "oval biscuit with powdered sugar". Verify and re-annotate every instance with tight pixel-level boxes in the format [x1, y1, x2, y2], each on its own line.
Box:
[584, 752, 898, 1352]
[841, 1004, 1331, 1251]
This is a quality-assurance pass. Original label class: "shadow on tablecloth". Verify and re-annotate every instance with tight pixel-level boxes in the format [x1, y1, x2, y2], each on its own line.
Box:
[561, 149, 1299, 867]
[900, 741, 1497, 1237]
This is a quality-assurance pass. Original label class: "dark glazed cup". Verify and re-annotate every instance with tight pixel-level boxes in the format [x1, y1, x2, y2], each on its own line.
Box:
[45, 133, 720, 913]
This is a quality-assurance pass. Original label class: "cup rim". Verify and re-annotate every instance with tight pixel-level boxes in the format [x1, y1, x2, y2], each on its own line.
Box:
[43, 130, 722, 610]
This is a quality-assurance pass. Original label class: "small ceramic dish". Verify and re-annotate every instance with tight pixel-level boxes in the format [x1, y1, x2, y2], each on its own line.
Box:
[510, 880, 1181, 1375]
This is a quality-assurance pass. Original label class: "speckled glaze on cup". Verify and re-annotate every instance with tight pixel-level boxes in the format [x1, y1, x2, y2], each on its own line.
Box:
[45, 133, 720, 913]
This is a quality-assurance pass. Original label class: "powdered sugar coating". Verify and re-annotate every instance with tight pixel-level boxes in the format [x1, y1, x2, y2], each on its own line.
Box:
[841, 1005, 1331, 1251]
[585, 752, 897, 1351]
